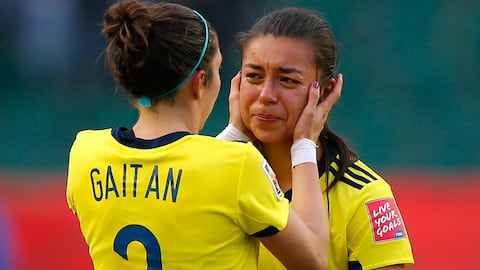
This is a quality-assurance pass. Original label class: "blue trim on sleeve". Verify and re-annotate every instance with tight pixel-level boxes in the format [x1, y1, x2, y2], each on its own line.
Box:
[251, 225, 280, 237]
[284, 189, 292, 202]
[348, 261, 362, 270]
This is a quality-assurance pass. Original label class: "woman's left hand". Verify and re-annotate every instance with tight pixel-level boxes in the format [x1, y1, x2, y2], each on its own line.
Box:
[293, 74, 343, 142]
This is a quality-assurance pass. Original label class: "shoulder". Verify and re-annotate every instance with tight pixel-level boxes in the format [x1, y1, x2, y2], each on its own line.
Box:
[70, 128, 112, 151]
[74, 128, 112, 141]
[331, 159, 391, 192]
[325, 159, 396, 209]
[192, 135, 262, 157]
[327, 159, 401, 219]
[71, 128, 112, 148]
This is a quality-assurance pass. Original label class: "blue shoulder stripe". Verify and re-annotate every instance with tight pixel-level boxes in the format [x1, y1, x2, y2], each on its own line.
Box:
[329, 165, 364, 190]
[345, 169, 371, 184]
[351, 163, 378, 181]
[341, 177, 364, 189]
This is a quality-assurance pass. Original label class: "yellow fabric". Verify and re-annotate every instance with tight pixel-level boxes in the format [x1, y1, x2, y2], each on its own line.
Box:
[258, 159, 414, 270]
[67, 129, 289, 270]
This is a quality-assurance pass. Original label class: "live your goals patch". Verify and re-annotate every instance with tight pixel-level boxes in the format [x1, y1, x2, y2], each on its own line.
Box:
[366, 198, 406, 242]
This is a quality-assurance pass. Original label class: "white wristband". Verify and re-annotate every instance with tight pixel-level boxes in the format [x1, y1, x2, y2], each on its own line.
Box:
[291, 138, 318, 167]
[216, 124, 250, 142]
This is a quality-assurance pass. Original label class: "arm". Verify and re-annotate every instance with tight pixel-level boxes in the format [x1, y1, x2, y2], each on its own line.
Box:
[261, 76, 343, 269]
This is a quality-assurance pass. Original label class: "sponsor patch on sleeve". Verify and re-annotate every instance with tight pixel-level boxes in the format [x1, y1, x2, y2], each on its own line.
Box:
[366, 198, 406, 242]
[261, 160, 283, 200]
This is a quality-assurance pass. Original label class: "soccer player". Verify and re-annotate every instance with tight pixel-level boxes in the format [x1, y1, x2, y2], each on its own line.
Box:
[66, 1, 340, 269]
[219, 7, 414, 270]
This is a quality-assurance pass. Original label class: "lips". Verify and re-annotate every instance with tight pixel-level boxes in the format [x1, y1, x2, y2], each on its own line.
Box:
[253, 113, 282, 124]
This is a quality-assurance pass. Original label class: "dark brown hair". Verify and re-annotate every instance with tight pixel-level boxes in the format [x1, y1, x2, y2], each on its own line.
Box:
[236, 7, 358, 190]
[103, 0, 218, 102]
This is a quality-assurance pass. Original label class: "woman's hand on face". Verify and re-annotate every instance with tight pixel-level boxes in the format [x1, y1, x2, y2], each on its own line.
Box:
[293, 74, 343, 142]
[228, 72, 255, 141]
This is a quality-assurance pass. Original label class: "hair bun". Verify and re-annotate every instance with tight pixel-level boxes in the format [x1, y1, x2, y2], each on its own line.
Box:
[103, 0, 151, 69]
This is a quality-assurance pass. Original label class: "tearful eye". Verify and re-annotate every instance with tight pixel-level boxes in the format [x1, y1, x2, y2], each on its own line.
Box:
[280, 77, 301, 87]
[246, 73, 260, 79]
[245, 73, 263, 83]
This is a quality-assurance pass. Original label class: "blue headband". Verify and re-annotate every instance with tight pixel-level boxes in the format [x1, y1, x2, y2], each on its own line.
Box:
[139, 10, 210, 107]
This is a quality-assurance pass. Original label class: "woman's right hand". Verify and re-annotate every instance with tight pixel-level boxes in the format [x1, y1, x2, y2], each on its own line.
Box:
[228, 72, 255, 141]
[293, 74, 343, 142]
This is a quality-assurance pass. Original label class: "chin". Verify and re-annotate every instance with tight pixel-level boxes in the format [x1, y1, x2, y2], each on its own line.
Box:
[251, 128, 283, 144]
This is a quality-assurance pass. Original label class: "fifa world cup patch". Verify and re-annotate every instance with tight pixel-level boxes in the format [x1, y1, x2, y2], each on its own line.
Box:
[366, 198, 406, 242]
[261, 160, 283, 200]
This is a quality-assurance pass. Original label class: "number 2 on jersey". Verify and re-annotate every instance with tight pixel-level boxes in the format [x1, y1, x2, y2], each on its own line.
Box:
[114, 224, 162, 270]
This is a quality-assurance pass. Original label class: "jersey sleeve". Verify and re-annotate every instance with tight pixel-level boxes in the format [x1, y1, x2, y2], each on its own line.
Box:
[347, 180, 414, 269]
[235, 145, 290, 236]
[66, 135, 81, 215]
[65, 130, 96, 215]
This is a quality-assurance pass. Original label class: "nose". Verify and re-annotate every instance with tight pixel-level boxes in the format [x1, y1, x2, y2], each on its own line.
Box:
[258, 79, 278, 104]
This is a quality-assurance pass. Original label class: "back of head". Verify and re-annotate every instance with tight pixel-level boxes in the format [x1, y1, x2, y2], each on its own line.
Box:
[103, 0, 218, 102]
[236, 7, 337, 84]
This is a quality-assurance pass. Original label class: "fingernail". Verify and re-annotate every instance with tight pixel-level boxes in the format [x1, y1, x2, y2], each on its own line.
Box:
[312, 81, 319, 89]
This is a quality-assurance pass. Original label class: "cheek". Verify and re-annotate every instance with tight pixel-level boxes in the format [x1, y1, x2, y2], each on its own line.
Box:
[284, 96, 307, 128]
[239, 86, 257, 124]
[239, 92, 250, 124]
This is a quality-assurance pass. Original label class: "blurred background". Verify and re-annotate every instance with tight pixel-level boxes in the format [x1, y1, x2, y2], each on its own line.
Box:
[0, 0, 478, 269]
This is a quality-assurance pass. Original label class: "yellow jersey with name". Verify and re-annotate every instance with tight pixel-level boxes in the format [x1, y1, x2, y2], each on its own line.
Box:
[67, 128, 289, 270]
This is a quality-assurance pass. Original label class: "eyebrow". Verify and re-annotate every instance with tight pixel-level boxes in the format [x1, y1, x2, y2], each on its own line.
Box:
[243, 63, 303, 75]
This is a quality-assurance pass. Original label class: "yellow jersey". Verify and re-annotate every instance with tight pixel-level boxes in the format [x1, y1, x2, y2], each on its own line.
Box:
[258, 158, 414, 270]
[67, 127, 289, 270]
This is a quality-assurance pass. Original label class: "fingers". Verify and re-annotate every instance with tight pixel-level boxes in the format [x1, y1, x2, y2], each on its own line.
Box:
[228, 71, 241, 101]
[300, 80, 321, 118]
[306, 81, 321, 108]
[292, 81, 321, 141]
[318, 74, 342, 112]
[227, 71, 253, 139]
[228, 72, 241, 118]
[293, 74, 344, 142]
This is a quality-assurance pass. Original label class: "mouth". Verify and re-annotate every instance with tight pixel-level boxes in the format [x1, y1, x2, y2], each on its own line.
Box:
[253, 113, 281, 124]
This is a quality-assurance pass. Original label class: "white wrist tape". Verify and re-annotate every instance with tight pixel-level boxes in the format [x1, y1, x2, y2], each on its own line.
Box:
[216, 124, 250, 142]
[291, 138, 318, 167]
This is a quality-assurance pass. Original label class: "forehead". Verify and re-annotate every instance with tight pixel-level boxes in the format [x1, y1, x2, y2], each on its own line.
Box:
[242, 35, 316, 72]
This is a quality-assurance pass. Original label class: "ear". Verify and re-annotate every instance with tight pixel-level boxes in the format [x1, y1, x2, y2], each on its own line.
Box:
[191, 70, 207, 99]
[320, 77, 336, 101]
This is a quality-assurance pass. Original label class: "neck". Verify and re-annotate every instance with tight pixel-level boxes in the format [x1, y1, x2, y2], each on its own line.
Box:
[261, 140, 294, 191]
[261, 138, 324, 192]
[133, 101, 199, 139]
